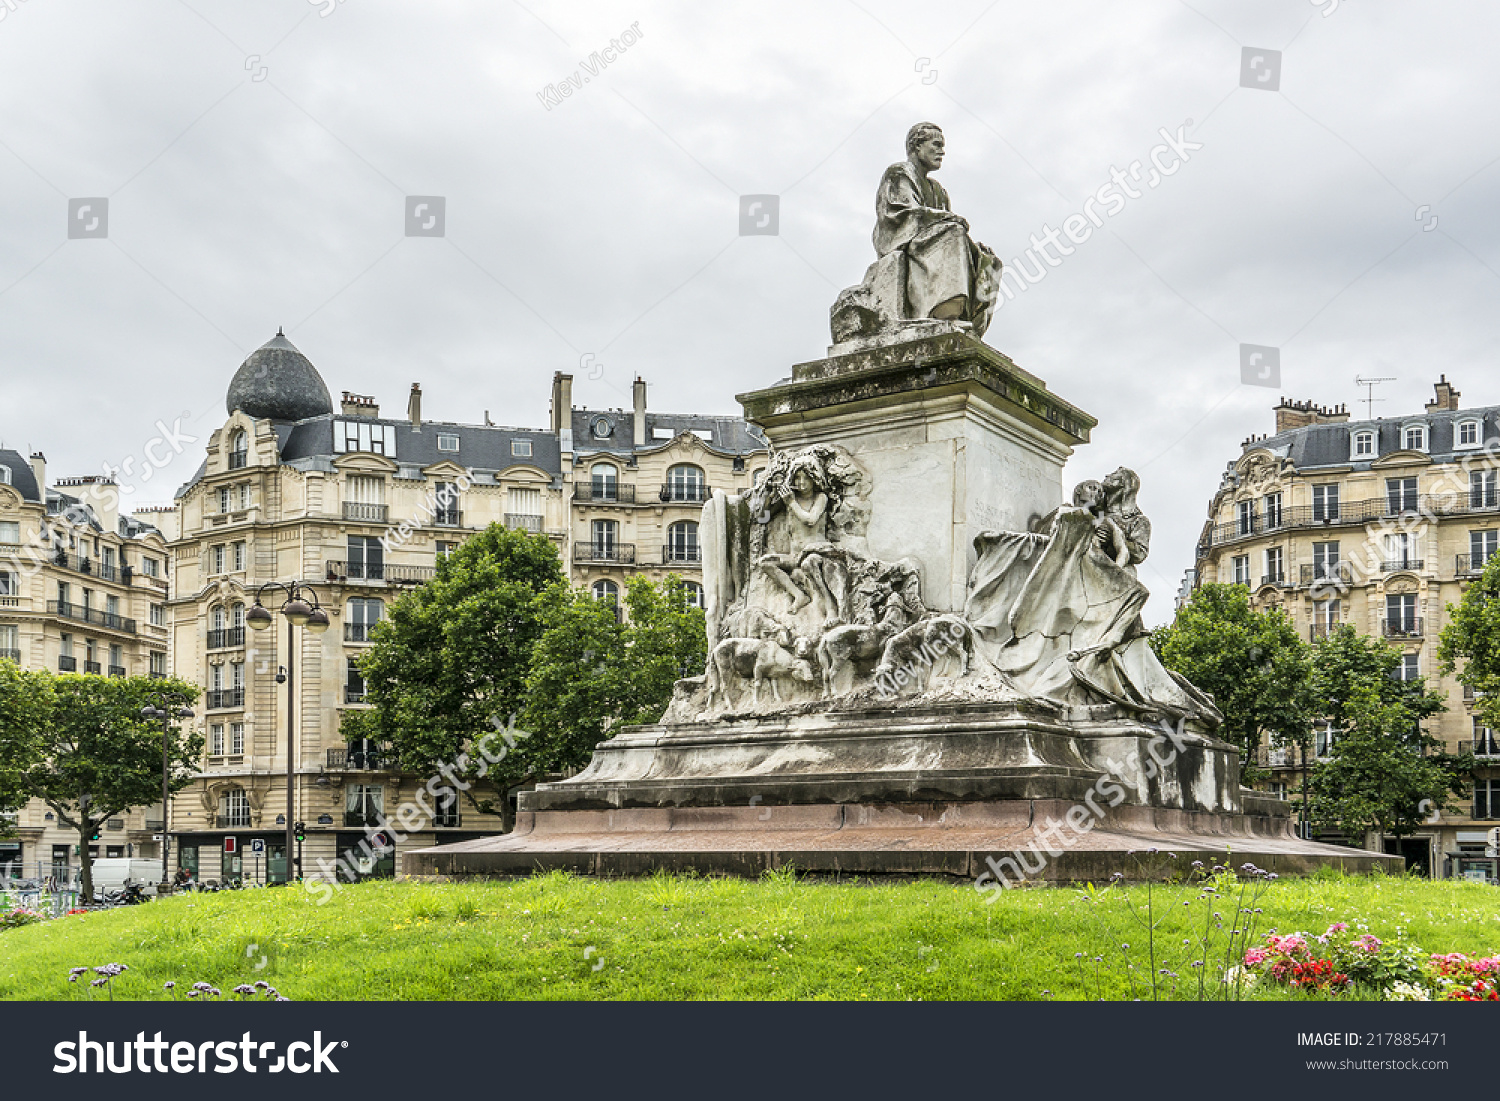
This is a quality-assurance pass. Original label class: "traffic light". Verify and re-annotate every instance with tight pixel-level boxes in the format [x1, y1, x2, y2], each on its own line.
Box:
[294, 821, 306, 843]
[90, 829, 101, 841]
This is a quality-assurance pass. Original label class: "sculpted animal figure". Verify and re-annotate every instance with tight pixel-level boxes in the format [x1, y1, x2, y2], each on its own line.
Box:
[875, 614, 973, 695]
[709, 632, 818, 710]
[815, 624, 890, 698]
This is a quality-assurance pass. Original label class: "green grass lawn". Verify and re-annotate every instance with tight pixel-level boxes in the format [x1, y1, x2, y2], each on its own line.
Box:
[3, 868, 1498, 1001]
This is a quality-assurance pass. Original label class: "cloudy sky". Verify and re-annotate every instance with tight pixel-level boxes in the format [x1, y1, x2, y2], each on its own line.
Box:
[2, 0, 1498, 622]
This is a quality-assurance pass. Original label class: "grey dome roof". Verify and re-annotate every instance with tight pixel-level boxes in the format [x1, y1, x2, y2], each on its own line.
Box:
[226, 331, 334, 422]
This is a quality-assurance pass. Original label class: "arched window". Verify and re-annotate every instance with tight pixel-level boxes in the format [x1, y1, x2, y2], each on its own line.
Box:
[217, 786, 250, 828]
[347, 597, 384, 642]
[1403, 423, 1429, 452]
[590, 463, 618, 501]
[229, 430, 248, 469]
[230, 603, 245, 629]
[210, 605, 225, 630]
[667, 520, 700, 563]
[592, 579, 619, 602]
[666, 464, 705, 503]
[683, 581, 704, 608]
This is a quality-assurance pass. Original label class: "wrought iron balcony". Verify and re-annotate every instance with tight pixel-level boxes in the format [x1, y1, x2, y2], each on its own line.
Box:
[432, 509, 462, 527]
[1260, 571, 1288, 587]
[1381, 618, 1424, 640]
[215, 815, 251, 829]
[47, 601, 137, 634]
[342, 502, 389, 523]
[505, 513, 544, 533]
[574, 542, 635, 565]
[324, 560, 435, 586]
[344, 687, 367, 704]
[206, 626, 245, 649]
[1457, 553, 1495, 576]
[107, 665, 126, 677]
[662, 544, 702, 565]
[83, 661, 102, 674]
[0, 649, 19, 664]
[58, 655, 77, 671]
[206, 687, 245, 710]
[1199, 491, 1500, 553]
[573, 483, 635, 504]
[227, 450, 248, 470]
[1297, 563, 1353, 588]
[328, 746, 390, 770]
[1309, 623, 1341, 641]
[49, 550, 118, 582]
[660, 483, 710, 504]
[344, 623, 381, 643]
[1380, 558, 1424, 573]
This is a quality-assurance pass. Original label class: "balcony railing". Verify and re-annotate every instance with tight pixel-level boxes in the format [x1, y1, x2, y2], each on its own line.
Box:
[1296, 562, 1353, 588]
[1309, 623, 1340, 641]
[49, 550, 118, 581]
[660, 484, 710, 504]
[1381, 618, 1424, 639]
[215, 815, 251, 829]
[107, 665, 126, 677]
[1261, 571, 1288, 587]
[344, 622, 381, 643]
[83, 661, 101, 674]
[342, 502, 389, 523]
[1457, 553, 1496, 576]
[1199, 490, 1500, 554]
[344, 687, 367, 704]
[58, 655, 77, 672]
[1380, 558, 1424, 573]
[1459, 740, 1500, 759]
[344, 811, 384, 828]
[206, 687, 245, 710]
[573, 483, 636, 504]
[324, 560, 436, 586]
[0, 649, 19, 664]
[662, 544, 702, 565]
[505, 513, 544, 533]
[432, 509, 462, 527]
[573, 542, 635, 565]
[327, 746, 390, 770]
[47, 601, 137, 634]
[227, 450, 248, 470]
[206, 626, 245, 650]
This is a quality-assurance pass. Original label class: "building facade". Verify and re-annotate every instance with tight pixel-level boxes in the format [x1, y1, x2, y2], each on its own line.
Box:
[0, 452, 172, 882]
[1193, 377, 1500, 880]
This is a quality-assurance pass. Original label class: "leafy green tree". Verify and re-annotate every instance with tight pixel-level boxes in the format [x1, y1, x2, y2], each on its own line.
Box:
[349, 525, 566, 826]
[1438, 552, 1500, 732]
[0, 661, 51, 836]
[522, 576, 707, 797]
[11, 673, 201, 901]
[1150, 582, 1313, 772]
[1308, 625, 1465, 843]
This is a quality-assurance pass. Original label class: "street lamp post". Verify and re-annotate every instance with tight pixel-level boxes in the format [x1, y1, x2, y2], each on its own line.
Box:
[139, 698, 195, 888]
[246, 582, 330, 884]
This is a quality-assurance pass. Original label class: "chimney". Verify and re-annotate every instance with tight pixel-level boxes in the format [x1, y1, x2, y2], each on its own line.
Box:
[29, 451, 45, 491]
[633, 376, 647, 448]
[1273, 398, 1349, 433]
[550, 371, 573, 434]
[341, 392, 379, 418]
[407, 383, 422, 428]
[1425, 374, 1461, 413]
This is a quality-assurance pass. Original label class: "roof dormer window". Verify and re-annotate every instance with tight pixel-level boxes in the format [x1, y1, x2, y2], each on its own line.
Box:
[512, 440, 533, 457]
[1351, 431, 1374, 459]
[0, 465, 9, 485]
[1457, 418, 1482, 449]
[1402, 423, 1428, 452]
[591, 417, 613, 440]
[437, 434, 460, 452]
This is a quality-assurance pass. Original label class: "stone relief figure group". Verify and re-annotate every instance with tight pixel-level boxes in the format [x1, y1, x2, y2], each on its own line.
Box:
[666, 444, 1221, 729]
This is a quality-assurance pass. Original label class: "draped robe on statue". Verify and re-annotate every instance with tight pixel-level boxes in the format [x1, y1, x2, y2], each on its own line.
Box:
[964, 506, 1222, 722]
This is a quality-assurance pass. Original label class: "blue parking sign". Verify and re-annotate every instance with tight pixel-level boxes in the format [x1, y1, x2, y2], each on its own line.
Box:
[250, 838, 266, 855]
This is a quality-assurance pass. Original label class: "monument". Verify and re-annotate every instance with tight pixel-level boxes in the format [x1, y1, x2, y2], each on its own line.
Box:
[406, 125, 1395, 883]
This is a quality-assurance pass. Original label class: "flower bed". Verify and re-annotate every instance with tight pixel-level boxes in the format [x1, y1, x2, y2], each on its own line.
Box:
[1241, 922, 1499, 1001]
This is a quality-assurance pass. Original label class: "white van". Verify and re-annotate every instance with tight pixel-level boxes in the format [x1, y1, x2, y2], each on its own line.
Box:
[88, 858, 163, 897]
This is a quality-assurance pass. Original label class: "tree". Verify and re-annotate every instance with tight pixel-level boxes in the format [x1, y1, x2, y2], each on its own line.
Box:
[349, 525, 566, 826]
[1438, 551, 1500, 732]
[0, 661, 50, 836]
[1150, 583, 1313, 773]
[521, 576, 707, 797]
[11, 673, 201, 902]
[1307, 625, 1465, 843]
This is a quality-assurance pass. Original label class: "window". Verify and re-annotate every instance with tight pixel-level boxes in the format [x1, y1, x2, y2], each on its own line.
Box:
[59, 633, 72, 657]
[217, 486, 231, 513]
[667, 465, 706, 503]
[1472, 530, 1498, 570]
[1312, 541, 1341, 581]
[0, 520, 17, 543]
[1384, 532, 1413, 569]
[0, 570, 12, 596]
[108, 644, 122, 674]
[683, 581, 704, 609]
[431, 789, 460, 828]
[211, 605, 225, 631]
[1475, 780, 1500, 820]
[1386, 477, 1418, 514]
[334, 420, 395, 457]
[1403, 423, 1428, 452]
[346, 657, 366, 704]
[435, 541, 458, 559]
[1471, 470, 1497, 509]
[218, 788, 250, 828]
[437, 434, 460, 452]
[1315, 726, 1337, 758]
[1474, 718, 1500, 756]
[230, 722, 244, 755]
[512, 439, 533, 458]
[105, 594, 119, 619]
[1386, 593, 1417, 635]
[1263, 492, 1283, 530]
[238, 483, 251, 510]
[1313, 598, 1340, 633]
[209, 724, 225, 756]
[1394, 652, 1420, 682]
[592, 579, 619, 602]
[1264, 547, 1284, 584]
[232, 541, 245, 572]
[141, 556, 160, 578]
[231, 603, 244, 629]
[1311, 484, 1339, 522]
[229, 430, 248, 469]
[150, 651, 167, 676]
[0, 465, 9, 484]
[431, 481, 460, 526]
[1231, 555, 1250, 586]
[1459, 420, 1481, 448]
[590, 519, 617, 552]
[347, 597, 384, 642]
[590, 464, 618, 501]
[210, 664, 224, 692]
[1352, 431, 1374, 458]
[346, 785, 383, 828]
[1235, 500, 1255, 537]
[591, 417, 613, 440]
[348, 535, 384, 581]
[667, 520, 700, 563]
[210, 545, 226, 574]
[231, 662, 244, 690]
[507, 487, 543, 531]
[0, 623, 17, 656]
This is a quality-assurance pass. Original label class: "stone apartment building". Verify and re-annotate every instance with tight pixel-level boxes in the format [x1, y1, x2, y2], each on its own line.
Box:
[1193, 376, 1500, 880]
[0, 451, 172, 882]
[156, 334, 765, 887]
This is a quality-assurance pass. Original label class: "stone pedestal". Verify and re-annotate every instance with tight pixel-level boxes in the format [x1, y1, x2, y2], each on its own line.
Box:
[737, 326, 1095, 612]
